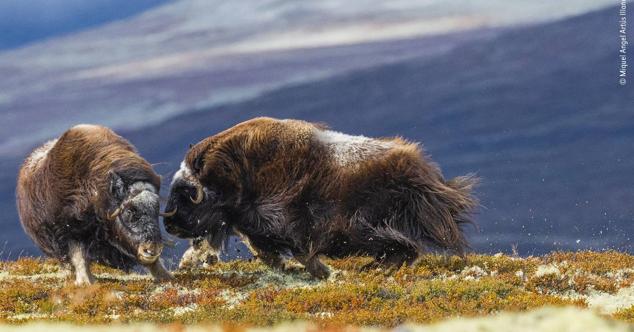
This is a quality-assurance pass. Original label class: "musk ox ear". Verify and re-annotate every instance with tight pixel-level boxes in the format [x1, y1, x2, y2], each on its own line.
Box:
[108, 171, 126, 199]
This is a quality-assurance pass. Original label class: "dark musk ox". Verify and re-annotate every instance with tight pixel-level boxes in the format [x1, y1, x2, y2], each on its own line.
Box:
[163, 117, 477, 279]
[16, 124, 172, 284]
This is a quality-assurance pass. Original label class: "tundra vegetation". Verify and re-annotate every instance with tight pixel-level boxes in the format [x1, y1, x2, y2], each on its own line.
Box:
[1, 251, 634, 330]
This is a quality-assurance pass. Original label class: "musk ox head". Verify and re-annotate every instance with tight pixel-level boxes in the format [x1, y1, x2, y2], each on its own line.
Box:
[105, 170, 164, 265]
[162, 139, 232, 240]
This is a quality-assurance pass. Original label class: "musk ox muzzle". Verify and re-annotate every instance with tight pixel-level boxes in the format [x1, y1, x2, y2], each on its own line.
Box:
[137, 242, 163, 265]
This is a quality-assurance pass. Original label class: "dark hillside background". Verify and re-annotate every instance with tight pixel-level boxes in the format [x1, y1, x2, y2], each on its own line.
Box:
[0, 5, 631, 260]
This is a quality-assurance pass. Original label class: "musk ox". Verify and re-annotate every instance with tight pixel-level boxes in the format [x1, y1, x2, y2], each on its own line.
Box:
[163, 117, 477, 279]
[16, 124, 172, 284]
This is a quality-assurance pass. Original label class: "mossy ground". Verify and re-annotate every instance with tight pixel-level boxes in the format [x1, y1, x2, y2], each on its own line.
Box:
[1, 252, 634, 328]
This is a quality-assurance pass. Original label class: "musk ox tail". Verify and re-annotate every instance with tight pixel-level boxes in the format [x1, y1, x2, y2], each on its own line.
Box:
[445, 174, 479, 226]
[338, 145, 479, 261]
[356, 172, 478, 264]
[418, 173, 479, 254]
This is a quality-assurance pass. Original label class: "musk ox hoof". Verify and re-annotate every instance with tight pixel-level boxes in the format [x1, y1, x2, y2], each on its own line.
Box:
[306, 260, 331, 280]
[152, 270, 174, 282]
[74, 274, 95, 286]
[281, 261, 305, 273]
[147, 260, 174, 282]
[360, 261, 383, 271]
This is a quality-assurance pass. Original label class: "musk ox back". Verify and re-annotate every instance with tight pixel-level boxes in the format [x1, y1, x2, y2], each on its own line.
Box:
[16, 124, 172, 284]
[163, 117, 477, 279]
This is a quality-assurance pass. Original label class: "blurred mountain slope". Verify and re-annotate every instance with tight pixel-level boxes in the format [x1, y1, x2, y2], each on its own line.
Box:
[0, 0, 614, 157]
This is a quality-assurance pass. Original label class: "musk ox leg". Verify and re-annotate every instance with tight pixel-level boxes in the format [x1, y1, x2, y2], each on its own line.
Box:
[295, 255, 331, 280]
[254, 249, 288, 271]
[238, 240, 291, 271]
[251, 246, 306, 274]
[68, 242, 94, 285]
[235, 232, 291, 271]
[179, 238, 220, 269]
[146, 259, 173, 282]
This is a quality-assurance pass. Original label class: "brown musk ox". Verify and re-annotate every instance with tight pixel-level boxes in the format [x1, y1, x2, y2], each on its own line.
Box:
[16, 124, 172, 284]
[163, 117, 477, 279]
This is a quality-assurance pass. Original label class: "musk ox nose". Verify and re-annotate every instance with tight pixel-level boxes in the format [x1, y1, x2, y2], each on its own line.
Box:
[137, 242, 163, 264]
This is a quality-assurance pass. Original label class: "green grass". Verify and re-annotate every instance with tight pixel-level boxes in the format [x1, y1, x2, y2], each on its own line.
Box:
[1, 252, 634, 328]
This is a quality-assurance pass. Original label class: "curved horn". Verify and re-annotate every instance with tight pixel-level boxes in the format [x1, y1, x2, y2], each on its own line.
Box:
[190, 184, 204, 204]
[108, 207, 122, 221]
[160, 207, 178, 217]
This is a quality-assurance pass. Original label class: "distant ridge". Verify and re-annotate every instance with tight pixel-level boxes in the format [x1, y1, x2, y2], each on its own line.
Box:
[0, 5, 631, 258]
[0, 0, 614, 157]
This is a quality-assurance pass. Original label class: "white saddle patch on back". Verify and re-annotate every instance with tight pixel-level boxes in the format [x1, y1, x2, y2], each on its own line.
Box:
[25, 139, 58, 170]
[71, 124, 100, 131]
[315, 129, 393, 166]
